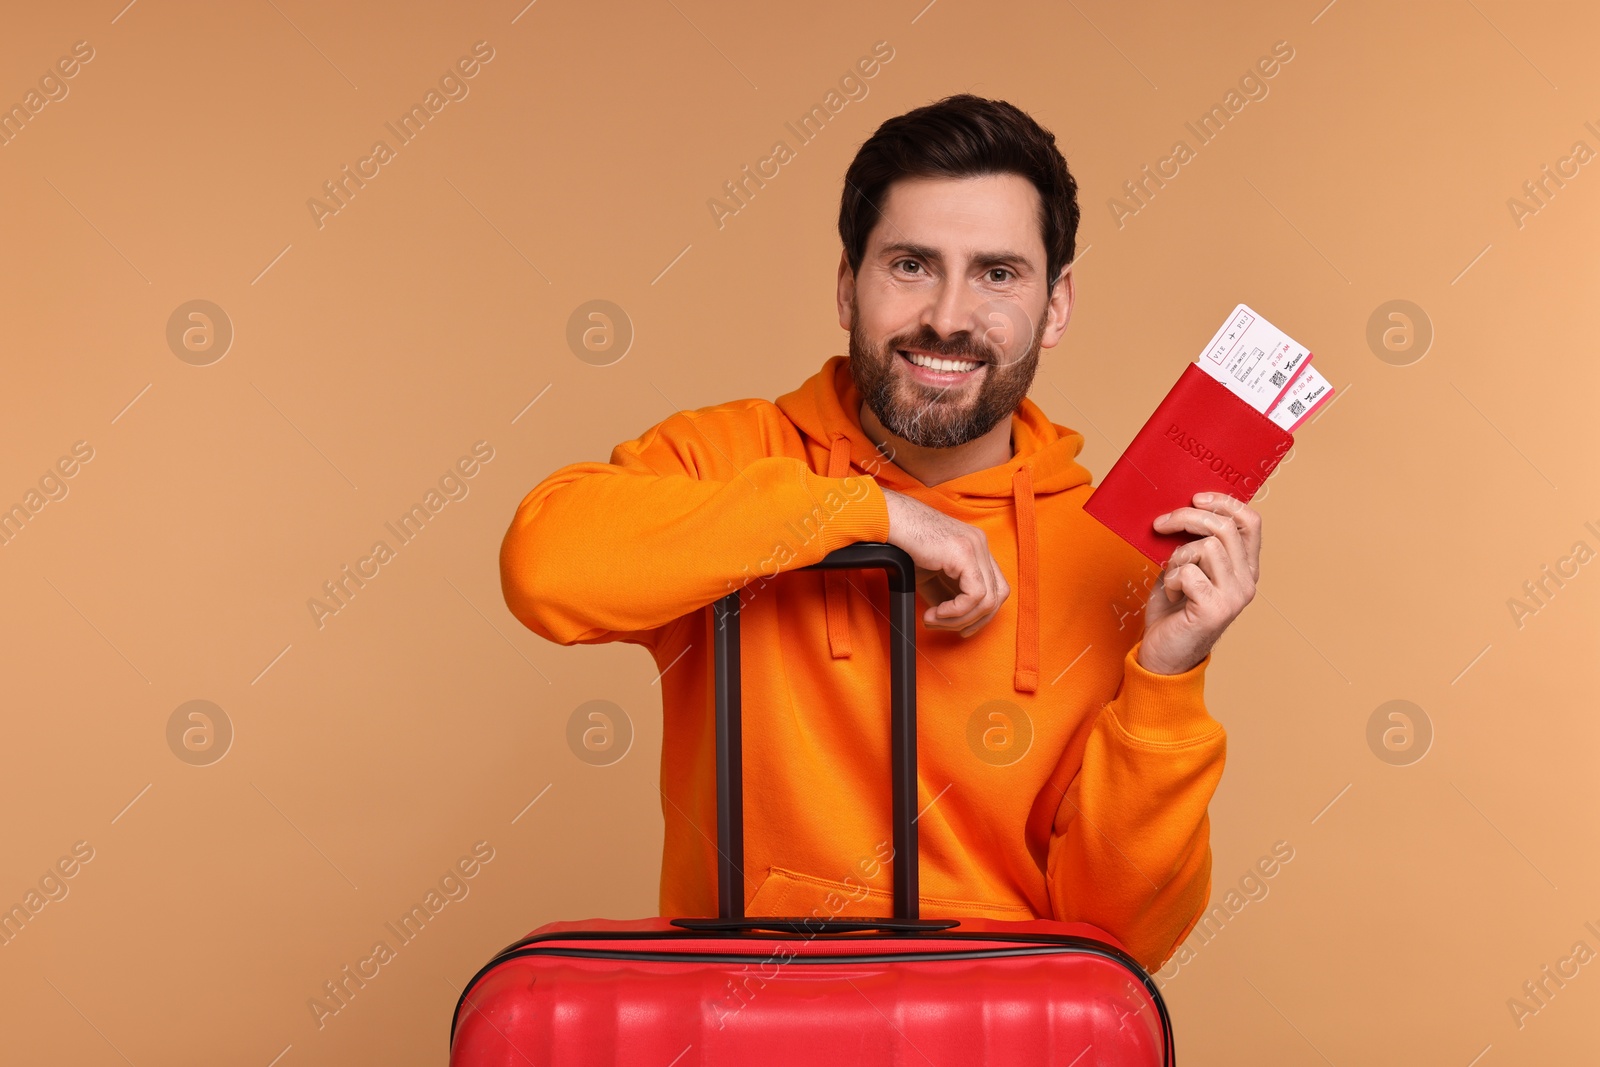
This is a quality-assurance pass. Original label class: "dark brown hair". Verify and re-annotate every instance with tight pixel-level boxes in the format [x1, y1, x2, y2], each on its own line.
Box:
[838, 93, 1080, 289]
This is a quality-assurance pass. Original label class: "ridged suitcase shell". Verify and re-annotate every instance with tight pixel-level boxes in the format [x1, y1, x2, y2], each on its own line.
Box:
[451, 917, 1170, 1065]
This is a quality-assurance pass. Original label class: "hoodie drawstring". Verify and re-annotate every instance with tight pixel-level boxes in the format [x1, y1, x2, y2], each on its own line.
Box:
[1011, 464, 1040, 693]
[823, 435, 854, 659]
[822, 434, 1039, 692]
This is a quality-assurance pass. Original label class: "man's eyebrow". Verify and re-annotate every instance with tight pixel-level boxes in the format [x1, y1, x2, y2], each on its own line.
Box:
[878, 242, 1034, 270]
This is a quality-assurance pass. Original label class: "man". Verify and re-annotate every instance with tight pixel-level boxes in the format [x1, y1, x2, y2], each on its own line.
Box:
[500, 94, 1259, 973]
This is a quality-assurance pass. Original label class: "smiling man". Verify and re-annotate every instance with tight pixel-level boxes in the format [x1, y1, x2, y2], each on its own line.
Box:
[500, 94, 1259, 972]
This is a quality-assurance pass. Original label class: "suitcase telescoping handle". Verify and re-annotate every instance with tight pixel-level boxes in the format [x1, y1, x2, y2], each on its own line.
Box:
[706, 542, 932, 926]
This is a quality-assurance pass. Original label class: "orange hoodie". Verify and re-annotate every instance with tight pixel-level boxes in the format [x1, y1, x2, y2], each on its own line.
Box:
[500, 355, 1227, 971]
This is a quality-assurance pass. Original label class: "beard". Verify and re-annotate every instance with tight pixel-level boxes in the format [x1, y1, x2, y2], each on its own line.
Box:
[847, 296, 1047, 449]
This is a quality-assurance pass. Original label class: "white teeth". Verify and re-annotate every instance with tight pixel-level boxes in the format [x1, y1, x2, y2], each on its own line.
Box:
[903, 350, 980, 373]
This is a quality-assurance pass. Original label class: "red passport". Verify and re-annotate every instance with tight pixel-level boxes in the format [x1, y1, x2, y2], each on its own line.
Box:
[1083, 362, 1294, 566]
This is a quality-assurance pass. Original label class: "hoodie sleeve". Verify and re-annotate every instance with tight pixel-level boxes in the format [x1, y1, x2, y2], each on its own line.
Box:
[499, 405, 890, 649]
[1043, 638, 1227, 973]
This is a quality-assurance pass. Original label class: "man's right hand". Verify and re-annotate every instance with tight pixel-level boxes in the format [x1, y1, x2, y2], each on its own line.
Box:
[882, 488, 1011, 638]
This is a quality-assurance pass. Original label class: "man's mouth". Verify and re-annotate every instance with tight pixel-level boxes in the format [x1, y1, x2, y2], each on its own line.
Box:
[897, 348, 985, 375]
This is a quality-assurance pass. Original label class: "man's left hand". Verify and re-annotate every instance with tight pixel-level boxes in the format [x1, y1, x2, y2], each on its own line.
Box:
[1137, 493, 1261, 675]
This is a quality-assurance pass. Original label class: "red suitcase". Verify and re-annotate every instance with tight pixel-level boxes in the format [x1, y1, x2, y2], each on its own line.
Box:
[452, 543, 1175, 1064]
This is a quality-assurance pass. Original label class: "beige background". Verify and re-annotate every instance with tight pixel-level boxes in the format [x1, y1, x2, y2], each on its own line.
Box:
[1, 0, 1596, 1062]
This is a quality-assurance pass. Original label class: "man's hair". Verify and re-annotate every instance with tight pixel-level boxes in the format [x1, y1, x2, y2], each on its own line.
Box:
[838, 93, 1081, 290]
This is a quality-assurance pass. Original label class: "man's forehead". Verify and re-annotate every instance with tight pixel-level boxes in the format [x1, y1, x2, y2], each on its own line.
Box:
[870, 174, 1044, 259]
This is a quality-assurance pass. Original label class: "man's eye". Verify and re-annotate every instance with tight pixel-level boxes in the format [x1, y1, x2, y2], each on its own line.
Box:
[988, 268, 1013, 283]
[897, 259, 922, 274]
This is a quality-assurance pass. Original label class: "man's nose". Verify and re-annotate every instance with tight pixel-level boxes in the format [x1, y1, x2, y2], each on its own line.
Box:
[920, 276, 986, 349]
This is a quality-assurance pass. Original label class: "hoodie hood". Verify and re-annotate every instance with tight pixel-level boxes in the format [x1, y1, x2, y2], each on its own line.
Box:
[776, 355, 1093, 693]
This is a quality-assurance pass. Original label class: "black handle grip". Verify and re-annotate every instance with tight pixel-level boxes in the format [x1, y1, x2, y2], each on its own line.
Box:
[711, 542, 920, 920]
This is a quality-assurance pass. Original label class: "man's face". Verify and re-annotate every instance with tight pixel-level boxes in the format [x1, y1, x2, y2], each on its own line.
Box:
[840, 173, 1072, 449]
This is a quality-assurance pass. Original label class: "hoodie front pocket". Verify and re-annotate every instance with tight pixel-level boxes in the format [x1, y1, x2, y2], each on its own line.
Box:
[746, 865, 1036, 921]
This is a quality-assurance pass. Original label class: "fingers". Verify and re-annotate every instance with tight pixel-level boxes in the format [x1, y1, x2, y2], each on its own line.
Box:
[959, 552, 1010, 637]
[1158, 505, 1242, 581]
[883, 489, 1012, 637]
[1157, 501, 1261, 621]
[1158, 495, 1254, 585]
[927, 551, 994, 631]
[1164, 531, 1235, 604]
[1144, 496, 1262, 663]
[925, 534, 1009, 636]
[927, 554, 991, 630]
[1161, 561, 1221, 613]
[1197, 492, 1262, 582]
[1154, 494, 1261, 590]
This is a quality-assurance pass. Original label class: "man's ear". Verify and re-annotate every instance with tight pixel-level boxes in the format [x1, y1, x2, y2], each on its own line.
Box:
[1040, 268, 1075, 350]
[836, 250, 856, 331]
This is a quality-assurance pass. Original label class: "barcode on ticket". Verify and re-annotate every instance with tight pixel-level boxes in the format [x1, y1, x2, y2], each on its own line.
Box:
[1266, 364, 1334, 431]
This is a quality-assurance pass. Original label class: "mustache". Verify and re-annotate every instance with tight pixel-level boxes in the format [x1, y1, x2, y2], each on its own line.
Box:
[888, 332, 996, 363]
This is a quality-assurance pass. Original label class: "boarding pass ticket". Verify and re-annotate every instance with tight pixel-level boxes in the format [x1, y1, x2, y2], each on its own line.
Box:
[1195, 302, 1333, 431]
[1265, 364, 1333, 431]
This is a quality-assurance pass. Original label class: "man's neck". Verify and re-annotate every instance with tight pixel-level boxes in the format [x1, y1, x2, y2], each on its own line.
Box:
[858, 400, 1015, 487]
